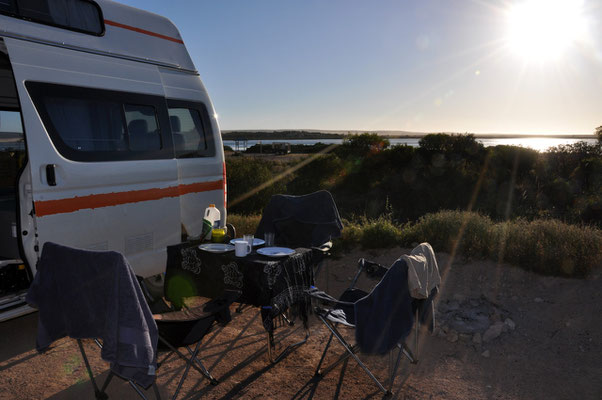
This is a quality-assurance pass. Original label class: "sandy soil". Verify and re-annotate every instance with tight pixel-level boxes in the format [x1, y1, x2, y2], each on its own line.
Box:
[1, 247, 600, 400]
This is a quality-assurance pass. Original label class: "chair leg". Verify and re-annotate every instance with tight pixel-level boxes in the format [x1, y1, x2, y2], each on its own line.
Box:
[186, 345, 218, 385]
[388, 345, 404, 392]
[315, 331, 334, 376]
[158, 337, 215, 382]
[171, 341, 200, 400]
[78, 339, 158, 400]
[398, 342, 418, 364]
[266, 326, 310, 364]
[317, 316, 389, 395]
[77, 339, 108, 400]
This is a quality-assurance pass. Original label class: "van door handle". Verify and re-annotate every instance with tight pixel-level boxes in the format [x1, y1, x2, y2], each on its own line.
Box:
[46, 164, 57, 186]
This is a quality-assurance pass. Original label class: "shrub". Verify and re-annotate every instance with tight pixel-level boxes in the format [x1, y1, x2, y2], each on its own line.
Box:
[230, 210, 601, 277]
[492, 219, 602, 277]
[286, 154, 343, 195]
[226, 214, 261, 236]
[359, 216, 403, 249]
[226, 158, 289, 214]
[405, 211, 493, 258]
[336, 133, 390, 158]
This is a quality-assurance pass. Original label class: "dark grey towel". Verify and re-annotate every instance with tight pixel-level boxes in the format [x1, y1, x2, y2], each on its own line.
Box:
[255, 190, 343, 248]
[354, 258, 414, 355]
[26, 242, 158, 388]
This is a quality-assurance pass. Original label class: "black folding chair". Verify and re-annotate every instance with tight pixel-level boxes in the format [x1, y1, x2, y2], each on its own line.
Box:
[138, 279, 240, 400]
[254, 190, 343, 362]
[307, 257, 438, 396]
[26, 243, 161, 400]
[255, 190, 343, 277]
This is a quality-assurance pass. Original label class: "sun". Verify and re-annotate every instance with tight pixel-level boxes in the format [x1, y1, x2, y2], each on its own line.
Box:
[505, 0, 587, 62]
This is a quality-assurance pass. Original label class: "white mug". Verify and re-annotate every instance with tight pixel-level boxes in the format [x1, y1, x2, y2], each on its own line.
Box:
[235, 240, 251, 257]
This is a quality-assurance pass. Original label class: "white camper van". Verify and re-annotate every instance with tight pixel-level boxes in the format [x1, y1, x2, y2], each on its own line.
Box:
[0, 0, 227, 321]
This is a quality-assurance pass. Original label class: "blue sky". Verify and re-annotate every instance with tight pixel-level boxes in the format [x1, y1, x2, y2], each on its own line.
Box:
[118, 0, 601, 135]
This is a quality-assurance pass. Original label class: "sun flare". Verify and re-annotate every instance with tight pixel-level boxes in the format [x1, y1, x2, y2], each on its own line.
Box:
[505, 0, 587, 62]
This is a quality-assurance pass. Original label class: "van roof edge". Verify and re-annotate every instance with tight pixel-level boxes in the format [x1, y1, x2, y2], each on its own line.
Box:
[0, 31, 199, 75]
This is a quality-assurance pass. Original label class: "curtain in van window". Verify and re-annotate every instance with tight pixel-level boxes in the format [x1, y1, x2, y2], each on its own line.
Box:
[18, 0, 102, 34]
[44, 98, 126, 152]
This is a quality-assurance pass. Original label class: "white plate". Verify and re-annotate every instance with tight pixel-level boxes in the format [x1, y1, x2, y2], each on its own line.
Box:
[198, 243, 235, 253]
[230, 238, 265, 246]
[257, 247, 295, 257]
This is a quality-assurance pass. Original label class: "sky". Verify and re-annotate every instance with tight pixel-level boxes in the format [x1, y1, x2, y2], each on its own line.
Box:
[118, 0, 602, 135]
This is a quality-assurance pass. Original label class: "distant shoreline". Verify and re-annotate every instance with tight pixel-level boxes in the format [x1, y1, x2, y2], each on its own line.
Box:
[221, 130, 595, 141]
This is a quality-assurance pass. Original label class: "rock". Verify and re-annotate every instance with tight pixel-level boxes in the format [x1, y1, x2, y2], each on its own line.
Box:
[534, 297, 544, 303]
[447, 330, 459, 343]
[453, 294, 465, 302]
[489, 311, 502, 323]
[473, 332, 482, 344]
[481, 350, 490, 358]
[483, 322, 504, 342]
[459, 333, 472, 342]
[504, 318, 516, 330]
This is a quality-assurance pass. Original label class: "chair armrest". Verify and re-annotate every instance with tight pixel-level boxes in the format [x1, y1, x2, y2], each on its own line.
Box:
[225, 223, 236, 241]
[311, 241, 332, 254]
[305, 286, 355, 308]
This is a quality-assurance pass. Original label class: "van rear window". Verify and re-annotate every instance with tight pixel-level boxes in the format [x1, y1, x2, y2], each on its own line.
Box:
[168, 106, 215, 158]
[27, 82, 172, 162]
[1, 0, 103, 36]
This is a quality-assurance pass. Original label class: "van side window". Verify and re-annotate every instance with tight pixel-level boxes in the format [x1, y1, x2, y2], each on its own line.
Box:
[44, 97, 126, 152]
[167, 101, 216, 158]
[124, 104, 162, 151]
[0, 0, 17, 14]
[1, 0, 103, 35]
[27, 81, 172, 162]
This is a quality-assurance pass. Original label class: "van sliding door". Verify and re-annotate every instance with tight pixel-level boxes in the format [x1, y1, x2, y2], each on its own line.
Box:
[5, 38, 180, 277]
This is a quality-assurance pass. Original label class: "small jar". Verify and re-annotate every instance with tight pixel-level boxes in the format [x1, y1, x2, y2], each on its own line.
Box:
[211, 227, 226, 243]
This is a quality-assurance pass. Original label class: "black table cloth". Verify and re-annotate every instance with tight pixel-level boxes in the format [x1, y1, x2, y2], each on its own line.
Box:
[165, 243, 316, 331]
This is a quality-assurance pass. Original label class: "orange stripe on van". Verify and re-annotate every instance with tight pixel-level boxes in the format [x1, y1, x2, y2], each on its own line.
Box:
[34, 180, 223, 217]
[104, 19, 185, 44]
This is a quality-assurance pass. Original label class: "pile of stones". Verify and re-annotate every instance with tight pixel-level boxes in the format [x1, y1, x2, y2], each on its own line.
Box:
[433, 294, 516, 357]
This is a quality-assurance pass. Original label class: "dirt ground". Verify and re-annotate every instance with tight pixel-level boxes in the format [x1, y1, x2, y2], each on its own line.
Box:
[1, 247, 600, 400]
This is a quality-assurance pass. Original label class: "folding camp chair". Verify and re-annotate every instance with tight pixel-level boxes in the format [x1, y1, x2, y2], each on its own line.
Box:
[27, 242, 239, 400]
[254, 190, 343, 362]
[26, 242, 161, 400]
[255, 190, 343, 277]
[138, 281, 240, 400]
[307, 257, 438, 396]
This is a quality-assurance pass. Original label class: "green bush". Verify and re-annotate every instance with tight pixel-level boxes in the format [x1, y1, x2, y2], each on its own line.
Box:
[335, 133, 390, 158]
[359, 216, 403, 249]
[404, 211, 494, 258]
[229, 210, 601, 277]
[226, 158, 289, 214]
[287, 154, 343, 195]
[226, 214, 261, 236]
[492, 219, 602, 277]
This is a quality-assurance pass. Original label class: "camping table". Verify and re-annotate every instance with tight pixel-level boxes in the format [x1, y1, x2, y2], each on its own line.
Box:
[165, 242, 317, 362]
